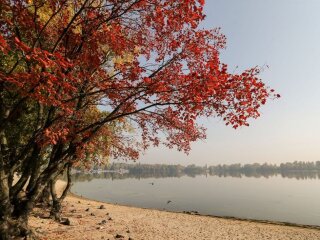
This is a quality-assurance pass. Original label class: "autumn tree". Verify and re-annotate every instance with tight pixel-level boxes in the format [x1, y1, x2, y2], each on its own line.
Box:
[0, 0, 278, 238]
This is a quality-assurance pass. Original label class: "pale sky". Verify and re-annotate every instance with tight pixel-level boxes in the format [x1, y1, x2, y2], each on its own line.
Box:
[137, 0, 320, 165]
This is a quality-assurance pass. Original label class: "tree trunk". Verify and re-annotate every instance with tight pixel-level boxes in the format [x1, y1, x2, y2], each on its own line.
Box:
[0, 195, 13, 239]
[50, 163, 72, 221]
[38, 183, 51, 206]
[0, 216, 32, 240]
[50, 198, 62, 221]
[0, 180, 33, 239]
[0, 131, 14, 239]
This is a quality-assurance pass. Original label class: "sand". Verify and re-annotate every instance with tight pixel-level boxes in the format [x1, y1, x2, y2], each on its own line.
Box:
[29, 180, 320, 240]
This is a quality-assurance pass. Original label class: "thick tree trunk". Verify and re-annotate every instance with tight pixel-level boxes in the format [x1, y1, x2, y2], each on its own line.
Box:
[0, 184, 13, 239]
[0, 130, 13, 239]
[0, 216, 31, 240]
[0, 173, 33, 239]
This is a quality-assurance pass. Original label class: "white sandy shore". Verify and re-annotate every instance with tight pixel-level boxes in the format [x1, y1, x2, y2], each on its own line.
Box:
[29, 180, 320, 240]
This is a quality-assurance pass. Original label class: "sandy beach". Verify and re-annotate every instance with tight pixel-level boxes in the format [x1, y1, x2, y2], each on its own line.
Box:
[29, 180, 320, 240]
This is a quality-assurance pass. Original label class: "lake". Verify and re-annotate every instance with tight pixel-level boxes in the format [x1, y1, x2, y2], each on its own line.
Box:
[71, 173, 320, 226]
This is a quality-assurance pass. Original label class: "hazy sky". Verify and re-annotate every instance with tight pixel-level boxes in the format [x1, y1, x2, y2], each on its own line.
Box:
[137, 0, 320, 165]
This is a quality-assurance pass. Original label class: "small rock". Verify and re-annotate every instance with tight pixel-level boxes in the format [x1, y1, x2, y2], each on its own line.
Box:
[90, 213, 95, 216]
[128, 237, 134, 240]
[190, 211, 199, 215]
[85, 208, 90, 211]
[96, 226, 104, 230]
[115, 234, 125, 239]
[78, 201, 81, 203]
[99, 205, 106, 209]
[77, 214, 83, 218]
[101, 220, 107, 224]
[71, 205, 74, 207]
[60, 218, 77, 226]
[126, 230, 130, 233]
[98, 220, 107, 225]
[108, 216, 112, 221]
[71, 209, 76, 213]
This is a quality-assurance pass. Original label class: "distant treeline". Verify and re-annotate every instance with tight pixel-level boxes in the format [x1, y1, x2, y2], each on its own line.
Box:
[72, 161, 320, 181]
[209, 161, 320, 173]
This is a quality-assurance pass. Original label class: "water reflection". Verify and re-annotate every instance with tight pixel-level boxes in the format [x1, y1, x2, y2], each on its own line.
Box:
[71, 169, 320, 182]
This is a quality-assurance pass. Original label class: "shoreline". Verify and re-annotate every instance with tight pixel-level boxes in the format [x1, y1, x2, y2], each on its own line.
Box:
[29, 180, 320, 240]
[69, 191, 320, 231]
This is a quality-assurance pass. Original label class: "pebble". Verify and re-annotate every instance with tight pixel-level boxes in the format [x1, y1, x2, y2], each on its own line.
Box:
[115, 234, 125, 238]
[60, 218, 77, 226]
[98, 220, 107, 225]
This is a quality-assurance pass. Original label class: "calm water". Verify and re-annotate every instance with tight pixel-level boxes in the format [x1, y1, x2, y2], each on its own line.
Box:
[72, 174, 320, 226]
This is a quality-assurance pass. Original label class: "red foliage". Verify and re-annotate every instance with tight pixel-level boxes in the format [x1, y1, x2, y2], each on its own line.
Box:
[0, 0, 278, 160]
